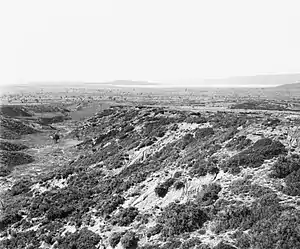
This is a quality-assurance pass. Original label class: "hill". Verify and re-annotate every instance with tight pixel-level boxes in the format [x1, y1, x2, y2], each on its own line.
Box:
[274, 82, 300, 89]
[0, 105, 299, 249]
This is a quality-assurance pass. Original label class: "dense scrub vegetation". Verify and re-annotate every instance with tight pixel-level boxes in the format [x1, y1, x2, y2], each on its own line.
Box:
[222, 138, 286, 174]
[214, 193, 300, 249]
[0, 141, 28, 151]
[1, 105, 298, 248]
[158, 202, 209, 237]
[270, 155, 300, 196]
[56, 228, 101, 249]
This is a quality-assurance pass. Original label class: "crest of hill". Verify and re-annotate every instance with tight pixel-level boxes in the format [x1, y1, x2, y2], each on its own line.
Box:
[274, 82, 300, 89]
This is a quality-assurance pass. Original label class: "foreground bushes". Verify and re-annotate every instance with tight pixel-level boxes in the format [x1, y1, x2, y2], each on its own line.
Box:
[111, 207, 139, 226]
[271, 155, 300, 196]
[120, 231, 138, 249]
[158, 202, 209, 237]
[57, 228, 101, 249]
[214, 193, 300, 249]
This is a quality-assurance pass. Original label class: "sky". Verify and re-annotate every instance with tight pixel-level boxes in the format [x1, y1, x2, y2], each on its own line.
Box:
[0, 0, 300, 86]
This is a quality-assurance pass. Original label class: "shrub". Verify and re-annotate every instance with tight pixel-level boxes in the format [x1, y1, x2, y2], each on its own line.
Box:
[120, 231, 138, 249]
[173, 180, 185, 190]
[0, 151, 34, 167]
[250, 209, 300, 249]
[158, 202, 209, 237]
[57, 228, 101, 249]
[225, 135, 252, 150]
[10, 179, 33, 196]
[96, 195, 125, 217]
[154, 178, 175, 198]
[283, 169, 300, 196]
[147, 224, 162, 238]
[109, 232, 123, 248]
[200, 183, 222, 205]
[223, 138, 286, 174]
[0, 141, 28, 151]
[111, 207, 139, 226]
[195, 128, 214, 140]
[270, 155, 300, 178]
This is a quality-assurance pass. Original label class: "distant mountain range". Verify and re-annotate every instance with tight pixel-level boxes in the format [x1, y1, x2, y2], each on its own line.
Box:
[167, 73, 300, 88]
[85, 74, 300, 88]
[275, 82, 300, 89]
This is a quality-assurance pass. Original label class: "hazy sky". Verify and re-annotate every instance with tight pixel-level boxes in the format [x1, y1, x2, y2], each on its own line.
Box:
[1, 0, 299, 86]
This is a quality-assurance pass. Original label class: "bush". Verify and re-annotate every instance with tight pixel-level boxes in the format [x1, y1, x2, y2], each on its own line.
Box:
[109, 232, 123, 248]
[147, 224, 162, 238]
[10, 179, 33, 196]
[225, 135, 252, 150]
[154, 178, 175, 198]
[200, 183, 222, 205]
[250, 209, 300, 249]
[57, 228, 101, 249]
[173, 180, 185, 190]
[158, 202, 209, 237]
[0, 151, 34, 167]
[0, 141, 28, 151]
[223, 138, 286, 174]
[195, 128, 214, 140]
[270, 155, 300, 178]
[120, 231, 138, 249]
[96, 195, 125, 217]
[111, 207, 139, 226]
[283, 169, 300, 196]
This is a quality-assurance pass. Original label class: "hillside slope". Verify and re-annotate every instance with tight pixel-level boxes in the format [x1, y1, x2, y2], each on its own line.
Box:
[0, 106, 299, 249]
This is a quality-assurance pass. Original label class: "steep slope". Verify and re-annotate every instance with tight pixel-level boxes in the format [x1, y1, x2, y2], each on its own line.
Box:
[0, 106, 299, 249]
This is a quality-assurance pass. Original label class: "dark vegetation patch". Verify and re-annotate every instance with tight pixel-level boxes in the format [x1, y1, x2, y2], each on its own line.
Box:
[56, 228, 101, 249]
[111, 207, 139, 226]
[230, 101, 288, 111]
[0, 151, 34, 167]
[9, 179, 33, 196]
[96, 194, 125, 217]
[0, 141, 28, 151]
[262, 117, 281, 127]
[270, 154, 300, 196]
[225, 135, 252, 150]
[38, 115, 68, 125]
[199, 183, 222, 205]
[271, 154, 300, 178]
[109, 232, 124, 248]
[120, 231, 138, 249]
[0, 117, 39, 139]
[1, 230, 40, 249]
[222, 138, 286, 174]
[158, 202, 209, 237]
[0, 105, 32, 117]
[229, 178, 274, 198]
[154, 178, 175, 198]
[173, 180, 185, 190]
[195, 127, 214, 139]
[214, 193, 300, 249]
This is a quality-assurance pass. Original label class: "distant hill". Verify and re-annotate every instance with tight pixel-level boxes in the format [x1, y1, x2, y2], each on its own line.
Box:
[168, 73, 300, 88]
[84, 80, 159, 86]
[274, 82, 300, 89]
